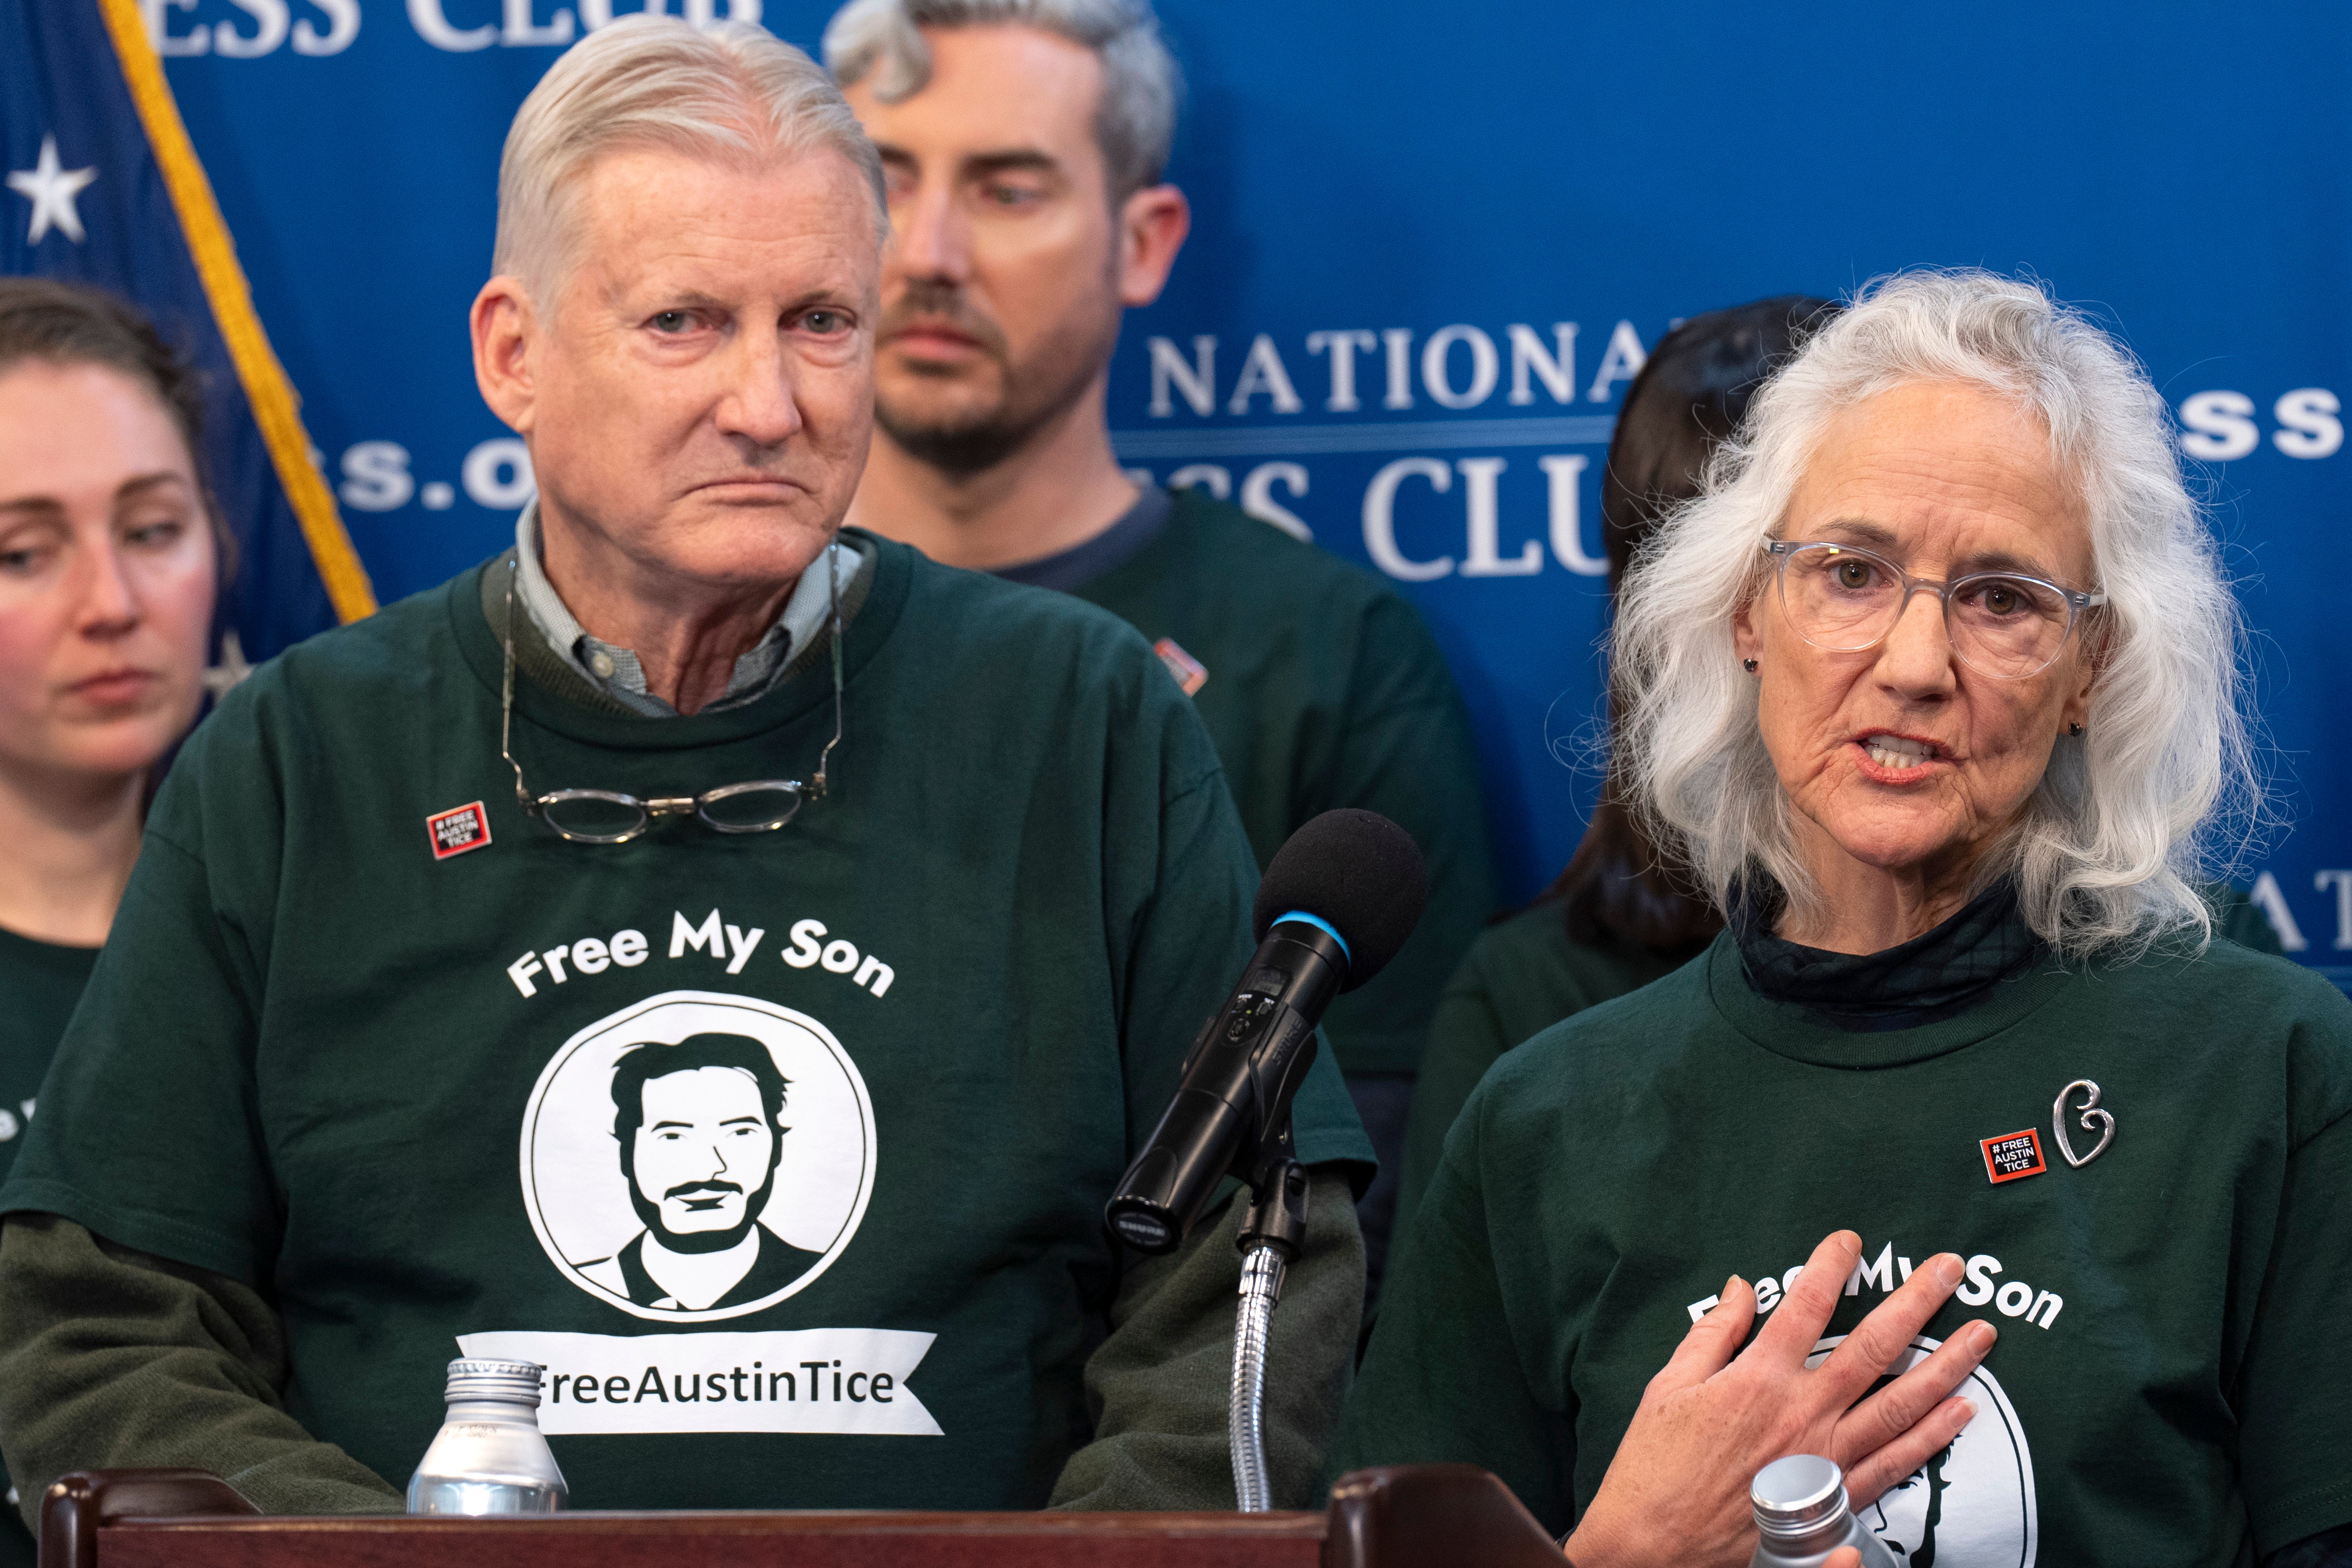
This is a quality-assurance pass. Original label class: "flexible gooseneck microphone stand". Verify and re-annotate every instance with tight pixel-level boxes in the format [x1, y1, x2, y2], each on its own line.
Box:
[1229, 1138, 1309, 1511]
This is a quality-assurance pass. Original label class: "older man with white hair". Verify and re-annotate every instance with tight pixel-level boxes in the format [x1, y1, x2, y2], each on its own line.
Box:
[0, 17, 1369, 1519]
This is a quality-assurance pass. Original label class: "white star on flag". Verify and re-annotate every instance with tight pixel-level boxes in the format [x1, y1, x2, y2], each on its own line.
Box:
[7, 135, 98, 245]
[202, 629, 254, 699]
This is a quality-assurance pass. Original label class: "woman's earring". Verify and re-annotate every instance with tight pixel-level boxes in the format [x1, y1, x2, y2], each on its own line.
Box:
[1742, 658, 1758, 673]
[2069, 722, 2084, 737]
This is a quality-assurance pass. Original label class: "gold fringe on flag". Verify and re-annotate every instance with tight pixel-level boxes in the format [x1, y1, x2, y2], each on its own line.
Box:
[93, 0, 376, 624]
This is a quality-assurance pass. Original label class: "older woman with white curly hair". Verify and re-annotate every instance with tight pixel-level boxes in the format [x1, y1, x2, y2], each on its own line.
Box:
[1333, 270, 2352, 1568]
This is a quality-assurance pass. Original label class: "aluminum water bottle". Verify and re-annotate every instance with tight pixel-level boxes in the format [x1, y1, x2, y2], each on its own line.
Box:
[1748, 1455, 1899, 1568]
[407, 1358, 568, 1516]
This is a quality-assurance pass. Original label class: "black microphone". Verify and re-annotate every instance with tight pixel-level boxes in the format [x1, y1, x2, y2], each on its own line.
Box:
[1104, 809, 1428, 1255]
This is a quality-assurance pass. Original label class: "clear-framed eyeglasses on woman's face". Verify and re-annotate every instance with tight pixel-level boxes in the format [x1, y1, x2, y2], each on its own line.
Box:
[498, 552, 846, 845]
[1762, 538, 2106, 680]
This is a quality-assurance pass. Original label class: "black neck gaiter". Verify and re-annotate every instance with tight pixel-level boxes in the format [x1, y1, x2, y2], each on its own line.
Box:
[1731, 879, 2046, 1034]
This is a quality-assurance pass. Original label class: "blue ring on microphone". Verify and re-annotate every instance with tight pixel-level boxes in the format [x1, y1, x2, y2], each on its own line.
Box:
[1271, 910, 1350, 963]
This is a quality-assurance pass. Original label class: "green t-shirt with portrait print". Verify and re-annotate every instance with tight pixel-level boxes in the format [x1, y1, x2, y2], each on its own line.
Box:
[1332, 930, 2352, 1566]
[0, 531, 1370, 1513]
[0, 926, 92, 1568]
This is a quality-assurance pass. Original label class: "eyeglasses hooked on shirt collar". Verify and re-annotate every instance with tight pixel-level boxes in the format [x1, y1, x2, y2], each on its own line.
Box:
[498, 545, 845, 845]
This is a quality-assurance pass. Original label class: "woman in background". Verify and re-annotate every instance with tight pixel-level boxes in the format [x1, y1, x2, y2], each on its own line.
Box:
[0, 279, 221, 1565]
[1391, 296, 1834, 1251]
[0, 277, 220, 1179]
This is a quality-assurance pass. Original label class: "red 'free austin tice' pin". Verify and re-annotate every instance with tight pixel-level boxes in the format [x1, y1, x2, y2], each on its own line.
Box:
[1980, 1127, 2047, 1184]
[1152, 637, 1209, 697]
[426, 801, 492, 860]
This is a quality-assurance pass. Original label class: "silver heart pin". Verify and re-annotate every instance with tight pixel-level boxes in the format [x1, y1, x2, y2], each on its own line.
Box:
[2052, 1079, 2115, 1169]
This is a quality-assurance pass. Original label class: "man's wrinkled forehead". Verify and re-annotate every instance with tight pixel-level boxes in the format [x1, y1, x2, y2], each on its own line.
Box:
[554, 140, 883, 307]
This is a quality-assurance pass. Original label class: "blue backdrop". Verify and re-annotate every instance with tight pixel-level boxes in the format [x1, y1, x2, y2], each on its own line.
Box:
[62, 0, 2352, 976]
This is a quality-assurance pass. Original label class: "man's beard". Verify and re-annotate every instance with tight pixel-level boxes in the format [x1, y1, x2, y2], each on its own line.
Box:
[629, 1169, 776, 1256]
[875, 278, 1114, 478]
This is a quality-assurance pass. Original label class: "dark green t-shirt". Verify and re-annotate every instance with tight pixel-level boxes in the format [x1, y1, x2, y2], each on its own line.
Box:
[0, 927, 91, 1184]
[0, 926, 91, 1568]
[1335, 931, 2352, 1564]
[1391, 906, 1689, 1253]
[1391, 888, 2284, 1257]
[1072, 491, 1497, 1076]
[2, 534, 1369, 1513]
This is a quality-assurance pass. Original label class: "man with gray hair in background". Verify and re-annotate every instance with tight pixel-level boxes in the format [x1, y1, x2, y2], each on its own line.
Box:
[0, 15, 1369, 1518]
[824, 0, 1498, 1292]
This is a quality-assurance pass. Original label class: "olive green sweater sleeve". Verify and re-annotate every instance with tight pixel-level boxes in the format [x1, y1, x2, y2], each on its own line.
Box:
[1049, 1167, 1364, 1511]
[0, 1214, 402, 1526]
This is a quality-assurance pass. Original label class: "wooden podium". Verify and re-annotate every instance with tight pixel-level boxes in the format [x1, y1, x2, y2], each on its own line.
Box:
[39, 1464, 1565, 1568]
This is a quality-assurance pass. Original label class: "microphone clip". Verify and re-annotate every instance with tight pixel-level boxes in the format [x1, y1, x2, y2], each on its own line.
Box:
[1237, 1150, 1309, 1262]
